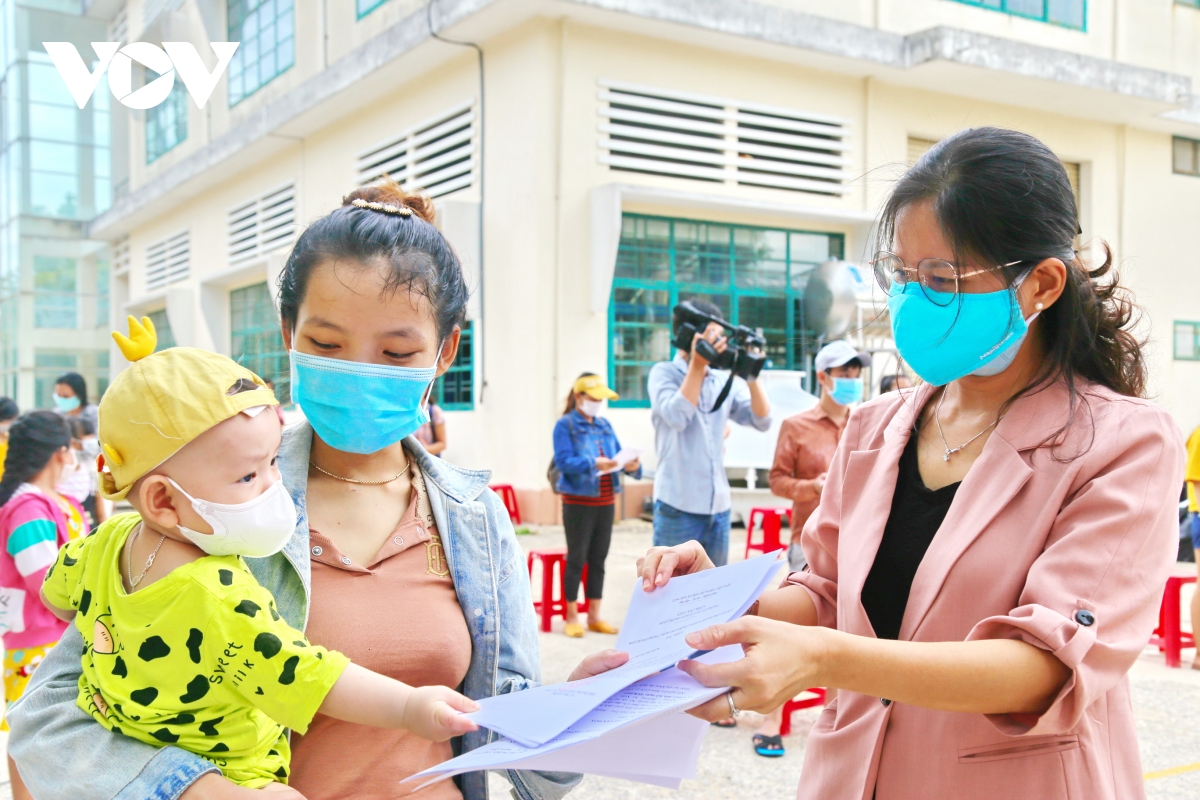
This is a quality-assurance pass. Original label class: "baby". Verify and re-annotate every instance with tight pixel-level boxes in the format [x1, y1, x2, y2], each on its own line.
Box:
[39, 317, 477, 790]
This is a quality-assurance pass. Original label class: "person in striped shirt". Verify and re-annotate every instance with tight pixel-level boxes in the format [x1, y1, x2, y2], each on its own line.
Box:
[0, 410, 86, 794]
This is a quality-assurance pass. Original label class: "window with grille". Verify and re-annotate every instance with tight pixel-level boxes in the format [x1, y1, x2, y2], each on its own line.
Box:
[228, 183, 297, 264]
[598, 80, 851, 197]
[227, 0, 295, 106]
[1174, 137, 1200, 176]
[434, 320, 473, 410]
[610, 214, 844, 408]
[948, 0, 1086, 30]
[145, 231, 190, 291]
[146, 81, 188, 163]
[356, 101, 477, 199]
[146, 309, 177, 351]
[230, 282, 288, 398]
[33, 256, 77, 328]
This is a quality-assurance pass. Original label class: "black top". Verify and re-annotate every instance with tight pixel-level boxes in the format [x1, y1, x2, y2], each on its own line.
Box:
[861, 431, 961, 641]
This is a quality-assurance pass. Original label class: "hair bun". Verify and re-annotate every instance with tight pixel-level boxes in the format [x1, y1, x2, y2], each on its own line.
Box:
[343, 180, 435, 224]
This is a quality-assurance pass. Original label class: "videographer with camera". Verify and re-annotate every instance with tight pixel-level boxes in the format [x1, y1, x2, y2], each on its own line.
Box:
[648, 301, 771, 570]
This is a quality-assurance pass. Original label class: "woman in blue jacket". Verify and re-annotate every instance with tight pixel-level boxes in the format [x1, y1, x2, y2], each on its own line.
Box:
[553, 373, 642, 638]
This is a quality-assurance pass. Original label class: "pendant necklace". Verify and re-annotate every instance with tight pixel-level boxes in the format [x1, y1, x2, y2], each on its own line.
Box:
[933, 387, 1003, 462]
[126, 523, 166, 589]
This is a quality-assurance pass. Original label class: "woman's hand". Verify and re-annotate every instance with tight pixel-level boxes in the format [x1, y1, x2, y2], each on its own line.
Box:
[595, 457, 618, 472]
[568, 649, 630, 682]
[675, 616, 831, 721]
[636, 541, 715, 591]
[623, 457, 641, 474]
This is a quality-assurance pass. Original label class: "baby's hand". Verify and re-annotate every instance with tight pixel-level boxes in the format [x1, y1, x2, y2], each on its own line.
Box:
[402, 686, 480, 741]
[258, 783, 306, 797]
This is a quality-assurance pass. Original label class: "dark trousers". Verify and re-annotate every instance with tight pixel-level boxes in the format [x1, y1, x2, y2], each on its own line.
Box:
[562, 502, 616, 603]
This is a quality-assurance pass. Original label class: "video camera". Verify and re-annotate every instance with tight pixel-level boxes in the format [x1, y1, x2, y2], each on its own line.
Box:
[671, 301, 768, 383]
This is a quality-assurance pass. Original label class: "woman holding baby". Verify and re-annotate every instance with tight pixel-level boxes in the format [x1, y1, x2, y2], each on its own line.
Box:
[5, 184, 612, 800]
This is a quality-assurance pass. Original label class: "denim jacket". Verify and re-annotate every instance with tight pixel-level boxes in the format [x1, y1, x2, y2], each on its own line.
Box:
[7, 423, 580, 800]
[552, 411, 642, 497]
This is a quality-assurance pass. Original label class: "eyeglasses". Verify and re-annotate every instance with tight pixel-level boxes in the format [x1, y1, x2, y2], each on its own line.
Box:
[870, 251, 1026, 307]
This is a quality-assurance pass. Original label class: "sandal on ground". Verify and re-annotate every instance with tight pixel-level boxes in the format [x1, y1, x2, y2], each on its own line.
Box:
[754, 734, 785, 757]
[564, 623, 585, 638]
[588, 620, 619, 634]
[711, 718, 738, 728]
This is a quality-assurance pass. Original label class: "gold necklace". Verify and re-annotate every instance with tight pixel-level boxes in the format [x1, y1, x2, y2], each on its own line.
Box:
[309, 458, 411, 485]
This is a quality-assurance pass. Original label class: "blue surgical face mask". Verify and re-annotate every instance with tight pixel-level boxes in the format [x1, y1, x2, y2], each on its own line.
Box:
[887, 272, 1034, 387]
[53, 394, 80, 412]
[289, 347, 441, 454]
[828, 377, 863, 406]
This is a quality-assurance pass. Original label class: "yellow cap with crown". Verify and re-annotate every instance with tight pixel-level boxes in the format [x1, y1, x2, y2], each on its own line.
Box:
[97, 316, 279, 501]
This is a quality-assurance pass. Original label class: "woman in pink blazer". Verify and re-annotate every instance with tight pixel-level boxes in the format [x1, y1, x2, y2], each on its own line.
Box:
[631, 128, 1185, 800]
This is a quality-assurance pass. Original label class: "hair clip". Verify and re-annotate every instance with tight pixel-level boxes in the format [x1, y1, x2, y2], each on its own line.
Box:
[350, 198, 414, 217]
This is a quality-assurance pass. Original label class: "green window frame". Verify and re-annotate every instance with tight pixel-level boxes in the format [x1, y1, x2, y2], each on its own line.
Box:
[146, 82, 188, 164]
[227, 0, 295, 106]
[1175, 321, 1200, 361]
[230, 282, 289, 399]
[434, 320, 473, 410]
[146, 309, 177, 351]
[609, 214, 844, 409]
[357, 0, 388, 18]
[948, 0, 1086, 30]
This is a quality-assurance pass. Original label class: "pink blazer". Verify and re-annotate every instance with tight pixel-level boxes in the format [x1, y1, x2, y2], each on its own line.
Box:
[789, 381, 1184, 800]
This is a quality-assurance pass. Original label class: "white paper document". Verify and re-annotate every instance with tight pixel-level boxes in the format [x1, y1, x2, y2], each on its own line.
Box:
[407, 647, 743, 789]
[598, 447, 644, 475]
[465, 552, 783, 747]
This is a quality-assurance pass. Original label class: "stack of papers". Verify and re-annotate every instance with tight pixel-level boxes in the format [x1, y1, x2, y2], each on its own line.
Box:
[405, 551, 785, 789]
[406, 647, 743, 790]
[467, 550, 783, 746]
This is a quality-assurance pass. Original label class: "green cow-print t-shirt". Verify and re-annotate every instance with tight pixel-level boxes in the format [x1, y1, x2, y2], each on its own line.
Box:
[42, 513, 350, 788]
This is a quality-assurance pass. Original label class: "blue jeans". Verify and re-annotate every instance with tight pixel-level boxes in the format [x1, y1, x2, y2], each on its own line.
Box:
[653, 500, 731, 567]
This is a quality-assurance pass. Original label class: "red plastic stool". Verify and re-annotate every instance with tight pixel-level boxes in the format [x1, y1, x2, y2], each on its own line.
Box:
[1150, 575, 1197, 668]
[745, 507, 790, 559]
[527, 548, 588, 632]
[490, 484, 522, 525]
[780, 687, 827, 736]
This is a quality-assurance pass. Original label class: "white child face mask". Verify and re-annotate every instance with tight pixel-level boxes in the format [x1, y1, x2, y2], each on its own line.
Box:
[168, 477, 297, 558]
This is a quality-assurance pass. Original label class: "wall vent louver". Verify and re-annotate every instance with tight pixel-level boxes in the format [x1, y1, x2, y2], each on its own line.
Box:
[356, 100, 477, 199]
[228, 183, 297, 265]
[598, 80, 851, 196]
[145, 230, 189, 291]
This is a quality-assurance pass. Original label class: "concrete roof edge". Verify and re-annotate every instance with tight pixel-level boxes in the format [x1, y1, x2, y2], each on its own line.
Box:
[567, 0, 905, 66]
[903, 26, 1190, 105]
